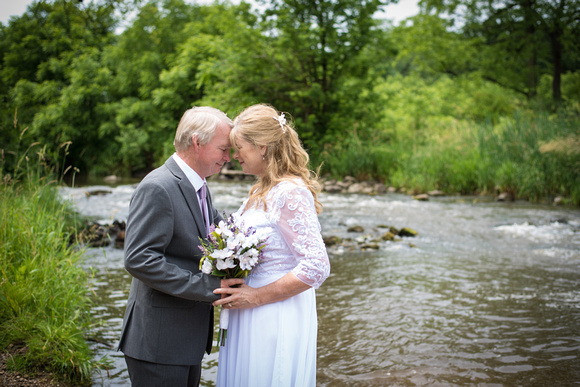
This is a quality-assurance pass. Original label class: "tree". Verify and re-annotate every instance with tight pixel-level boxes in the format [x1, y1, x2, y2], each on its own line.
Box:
[392, 14, 480, 78]
[98, 0, 246, 174]
[0, 0, 118, 174]
[97, 0, 189, 174]
[250, 0, 392, 145]
[423, 0, 580, 102]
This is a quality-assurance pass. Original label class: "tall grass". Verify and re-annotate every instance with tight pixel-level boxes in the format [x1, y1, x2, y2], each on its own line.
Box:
[320, 106, 580, 205]
[316, 135, 400, 181]
[478, 108, 580, 203]
[0, 140, 100, 384]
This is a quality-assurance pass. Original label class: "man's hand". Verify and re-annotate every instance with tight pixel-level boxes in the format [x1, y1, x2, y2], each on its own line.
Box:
[219, 278, 245, 291]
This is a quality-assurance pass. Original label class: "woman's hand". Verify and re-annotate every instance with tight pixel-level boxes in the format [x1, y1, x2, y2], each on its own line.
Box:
[213, 272, 311, 309]
[213, 283, 261, 309]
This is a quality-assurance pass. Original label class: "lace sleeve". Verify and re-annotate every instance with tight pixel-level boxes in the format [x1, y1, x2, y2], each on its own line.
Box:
[274, 183, 330, 289]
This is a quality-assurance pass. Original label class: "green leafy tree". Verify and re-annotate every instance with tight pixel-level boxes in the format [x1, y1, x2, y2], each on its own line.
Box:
[392, 14, 480, 78]
[96, 0, 193, 174]
[0, 0, 117, 174]
[98, 0, 244, 174]
[205, 0, 392, 149]
[269, 0, 393, 144]
[153, 2, 251, 119]
[422, 0, 580, 102]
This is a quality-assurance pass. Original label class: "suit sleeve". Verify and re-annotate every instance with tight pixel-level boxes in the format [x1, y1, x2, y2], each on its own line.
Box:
[124, 179, 221, 302]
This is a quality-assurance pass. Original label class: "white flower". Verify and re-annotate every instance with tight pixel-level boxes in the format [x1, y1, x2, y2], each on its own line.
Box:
[225, 236, 234, 250]
[201, 259, 213, 274]
[273, 113, 287, 133]
[239, 255, 254, 271]
[214, 220, 227, 235]
[243, 234, 258, 249]
[238, 248, 260, 271]
[226, 233, 245, 251]
[246, 248, 259, 258]
[216, 257, 236, 270]
[239, 259, 253, 271]
[211, 249, 233, 260]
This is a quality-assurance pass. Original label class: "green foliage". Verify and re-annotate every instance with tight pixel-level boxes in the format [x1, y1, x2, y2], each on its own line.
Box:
[201, 0, 393, 151]
[0, 142, 104, 384]
[481, 109, 580, 202]
[537, 71, 580, 108]
[355, 107, 580, 204]
[373, 72, 521, 136]
[1, 0, 579, 204]
[0, 0, 116, 175]
[393, 14, 479, 78]
[422, 0, 580, 101]
[318, 135, 387, 180]
[96, 0, 249, 173]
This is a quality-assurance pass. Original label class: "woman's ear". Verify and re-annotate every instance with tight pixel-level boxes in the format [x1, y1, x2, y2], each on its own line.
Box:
[260, 145, 267, 157]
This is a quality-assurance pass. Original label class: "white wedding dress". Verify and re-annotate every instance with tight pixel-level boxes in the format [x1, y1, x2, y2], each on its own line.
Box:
[216, 178, 330, 387]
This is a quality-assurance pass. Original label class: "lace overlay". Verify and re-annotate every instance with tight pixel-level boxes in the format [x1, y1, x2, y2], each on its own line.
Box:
[217, 179, 329, 386]
[236, 179, 330, 289]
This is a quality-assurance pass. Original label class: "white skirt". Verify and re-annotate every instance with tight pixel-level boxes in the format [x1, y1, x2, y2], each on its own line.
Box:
[216, 286, 318, 387]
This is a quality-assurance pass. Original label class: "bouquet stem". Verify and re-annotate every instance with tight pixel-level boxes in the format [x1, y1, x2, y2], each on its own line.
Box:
[219, 328, 227, 347]
[219, 307, 229, 347]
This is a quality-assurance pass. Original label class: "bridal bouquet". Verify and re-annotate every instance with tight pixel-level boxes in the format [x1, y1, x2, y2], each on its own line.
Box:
[198, 212, 267, 346]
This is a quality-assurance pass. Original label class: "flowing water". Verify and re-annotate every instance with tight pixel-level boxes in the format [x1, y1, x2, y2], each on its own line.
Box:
[59, 180, 580, 386]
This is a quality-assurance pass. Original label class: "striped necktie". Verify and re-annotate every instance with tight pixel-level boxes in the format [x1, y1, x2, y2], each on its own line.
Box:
[199, 182, 210, 236]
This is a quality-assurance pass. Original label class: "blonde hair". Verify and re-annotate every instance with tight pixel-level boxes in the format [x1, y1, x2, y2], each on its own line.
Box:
[174, 106, 233, 152]
[231, 104, 322, 214]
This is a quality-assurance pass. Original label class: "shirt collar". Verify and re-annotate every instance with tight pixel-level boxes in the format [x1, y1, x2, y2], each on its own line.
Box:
[172, 153, 205, 191]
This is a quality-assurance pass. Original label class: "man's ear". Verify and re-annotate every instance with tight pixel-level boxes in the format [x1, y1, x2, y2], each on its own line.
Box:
[191, 134, 200, 151]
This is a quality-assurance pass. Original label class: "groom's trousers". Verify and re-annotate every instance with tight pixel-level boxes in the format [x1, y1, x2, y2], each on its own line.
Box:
[124, 355, 202, 387]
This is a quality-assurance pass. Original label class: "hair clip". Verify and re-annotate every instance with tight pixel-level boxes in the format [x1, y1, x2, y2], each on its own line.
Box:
[273, 113, 287, 133]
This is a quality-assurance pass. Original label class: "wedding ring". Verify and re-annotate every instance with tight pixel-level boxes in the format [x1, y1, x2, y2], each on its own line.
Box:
[228, 303, 232, 308]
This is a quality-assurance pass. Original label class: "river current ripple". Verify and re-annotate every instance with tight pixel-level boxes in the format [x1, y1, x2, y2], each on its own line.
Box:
[59, 180, 580, 386]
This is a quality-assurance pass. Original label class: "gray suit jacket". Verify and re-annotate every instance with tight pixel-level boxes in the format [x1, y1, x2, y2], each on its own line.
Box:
[118, 156, 222, 365]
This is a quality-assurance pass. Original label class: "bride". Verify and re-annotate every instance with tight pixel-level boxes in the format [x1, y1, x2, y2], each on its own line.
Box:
[213, 104, 331, 387]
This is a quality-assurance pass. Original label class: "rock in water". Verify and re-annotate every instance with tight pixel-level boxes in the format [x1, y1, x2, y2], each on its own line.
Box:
[398, 227, 418, 237]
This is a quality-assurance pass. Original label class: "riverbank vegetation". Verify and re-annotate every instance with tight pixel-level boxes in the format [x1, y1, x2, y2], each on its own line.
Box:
[1, 0, 578, 204]
[0, 144, 101, 384]
[324, 101, 580, 203]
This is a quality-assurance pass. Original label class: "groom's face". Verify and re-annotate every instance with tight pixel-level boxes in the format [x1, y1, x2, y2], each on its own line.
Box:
[197, 122, 232, 178]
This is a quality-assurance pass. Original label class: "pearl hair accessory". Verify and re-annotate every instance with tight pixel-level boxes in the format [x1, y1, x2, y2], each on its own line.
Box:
[273, 113, 287, 133]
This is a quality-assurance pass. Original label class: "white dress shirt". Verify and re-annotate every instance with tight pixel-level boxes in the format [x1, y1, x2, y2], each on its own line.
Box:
[172, 153, 206, 212]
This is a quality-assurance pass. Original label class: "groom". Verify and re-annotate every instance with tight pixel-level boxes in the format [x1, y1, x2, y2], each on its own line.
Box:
[118, 106, 243, 386]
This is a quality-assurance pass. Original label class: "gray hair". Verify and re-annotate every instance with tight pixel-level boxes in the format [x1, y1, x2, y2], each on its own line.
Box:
[173, 106, 233, 152]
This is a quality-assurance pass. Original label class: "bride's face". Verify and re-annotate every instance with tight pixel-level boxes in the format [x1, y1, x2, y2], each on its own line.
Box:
[232, 136, 266, 177]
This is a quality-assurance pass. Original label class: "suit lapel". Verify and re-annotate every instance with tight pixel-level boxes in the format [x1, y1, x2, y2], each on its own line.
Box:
[165, 158, 208, 238]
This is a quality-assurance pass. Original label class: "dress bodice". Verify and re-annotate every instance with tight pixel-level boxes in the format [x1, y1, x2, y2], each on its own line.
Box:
[235, 179, 330, 289]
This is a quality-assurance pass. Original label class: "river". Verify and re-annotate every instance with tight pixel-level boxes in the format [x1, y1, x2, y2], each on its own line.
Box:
[59, 179, 580, 386]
